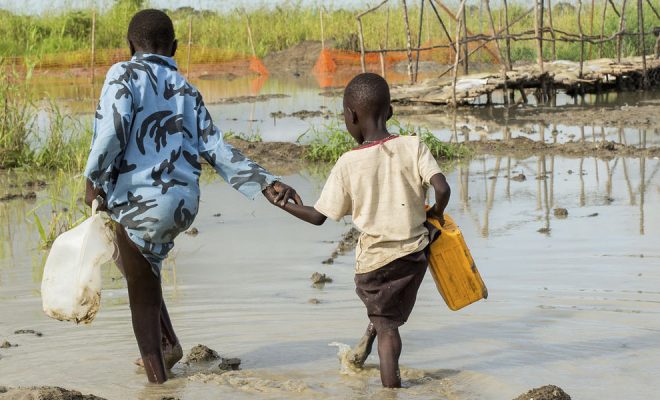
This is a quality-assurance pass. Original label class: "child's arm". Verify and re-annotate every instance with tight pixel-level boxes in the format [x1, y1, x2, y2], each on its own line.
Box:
[263, 186, 327, 225]
[427, 173, 451, 225]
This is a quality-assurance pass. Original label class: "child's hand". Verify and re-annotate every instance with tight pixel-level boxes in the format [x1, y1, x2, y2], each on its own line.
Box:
[262, 181, 303, 208]
[426, 204, 445, 226]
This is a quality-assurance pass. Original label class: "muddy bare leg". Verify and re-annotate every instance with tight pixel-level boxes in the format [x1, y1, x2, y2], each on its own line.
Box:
[115, 225, 167, 384]
[377, 328, 402, 388]
[159, 301, 183, 368]
[348, 322, 377, 367]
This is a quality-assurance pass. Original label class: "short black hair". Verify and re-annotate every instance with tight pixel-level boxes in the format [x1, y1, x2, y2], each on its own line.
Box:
[127, 9, 175, 52]
[343, 73, 391, 116]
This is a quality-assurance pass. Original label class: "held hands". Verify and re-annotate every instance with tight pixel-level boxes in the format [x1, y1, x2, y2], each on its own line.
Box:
[262, 181, 303, 208]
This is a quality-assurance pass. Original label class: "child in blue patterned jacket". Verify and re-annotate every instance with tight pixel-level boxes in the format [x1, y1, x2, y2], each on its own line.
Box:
[83, 9, 299, 383]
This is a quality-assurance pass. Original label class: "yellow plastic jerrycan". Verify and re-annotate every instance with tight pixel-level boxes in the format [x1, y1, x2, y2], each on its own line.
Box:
[426, 213, 488, 311]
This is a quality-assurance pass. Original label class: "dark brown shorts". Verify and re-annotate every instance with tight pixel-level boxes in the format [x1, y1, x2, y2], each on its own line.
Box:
[354, 250, 428, 332]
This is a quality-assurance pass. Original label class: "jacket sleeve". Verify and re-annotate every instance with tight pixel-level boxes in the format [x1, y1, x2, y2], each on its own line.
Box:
[196, 99, 278, 199]
[83, 64, 134, 195]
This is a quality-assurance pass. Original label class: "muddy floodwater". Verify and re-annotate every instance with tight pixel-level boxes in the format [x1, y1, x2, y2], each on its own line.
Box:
[1, 73, 659, 399]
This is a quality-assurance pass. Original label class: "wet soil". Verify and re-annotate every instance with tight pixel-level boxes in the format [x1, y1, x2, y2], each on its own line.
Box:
[13, 330, 42, 337]
[184, 344, 220, 364]
[462, 136, 660, 158]
[0, 192, 37, 202]
[513, 385, 572, 400]
[209, 94, 290, 105]
[310, 272, 333, 285]
[263, 41, 327, 76]
[225, 138, 306, 175]
[0, 386, 107, 400]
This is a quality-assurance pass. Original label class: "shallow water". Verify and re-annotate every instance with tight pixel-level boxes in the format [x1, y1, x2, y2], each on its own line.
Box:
[1, 153, 658, 399]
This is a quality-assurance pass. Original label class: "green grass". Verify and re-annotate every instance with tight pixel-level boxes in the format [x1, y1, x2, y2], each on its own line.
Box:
[0, 0, 656, 66]
[0, 66, 91, 170]
[303, 118, 470, 163]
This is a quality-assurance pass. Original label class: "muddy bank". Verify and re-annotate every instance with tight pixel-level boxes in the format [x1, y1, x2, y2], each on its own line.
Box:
[225, 138, 307, 175]
[462, 136, 660, 158]
[227, 137, 659, 169]
[209, 94, 290, 105]
[513, 385, 571, 400]
[0, 386, 106, 400]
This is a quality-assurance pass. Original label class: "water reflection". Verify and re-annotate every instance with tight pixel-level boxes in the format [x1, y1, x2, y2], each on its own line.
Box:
[453, 154, 657, 239]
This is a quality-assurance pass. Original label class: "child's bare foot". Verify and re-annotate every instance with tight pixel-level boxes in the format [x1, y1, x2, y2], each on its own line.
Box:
[348, 336, 376, 368]
[135, 342, 183, 370]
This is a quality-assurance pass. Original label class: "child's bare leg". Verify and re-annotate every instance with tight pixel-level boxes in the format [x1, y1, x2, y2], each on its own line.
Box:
[115, 226, 168, 384]
[159, 301, 183, 368]
[377, 328, 402, 388]
[348, 322, 377, 367]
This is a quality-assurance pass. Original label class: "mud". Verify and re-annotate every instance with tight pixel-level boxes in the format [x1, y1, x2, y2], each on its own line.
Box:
[462, 136, 660, 158]
[0, 387, 107, 400]
[263, 41, 327, 76]
[209, 94, 290, 105]
[0, 340, 16, 348]
[218, 358, 241, 371]
[225, 138, 306, 175]
[13, 330, 42, 337]
[189, 370, 308, 394]
[554, 208, 569, 218]
[270, 109, 336, 120]
[184, 227, 199, 236]
[184, 344, 220, 364]
[310, 272, 332, 285]
[0, 192, 36, 202]
[513, 385, 572, 400]
[321, 228, 360, 265]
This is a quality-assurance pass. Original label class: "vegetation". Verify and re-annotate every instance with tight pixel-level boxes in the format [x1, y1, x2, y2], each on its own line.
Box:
[0, 0, 656, 67]
[303, 118, 470, 163]
[0, 67, 91, 170]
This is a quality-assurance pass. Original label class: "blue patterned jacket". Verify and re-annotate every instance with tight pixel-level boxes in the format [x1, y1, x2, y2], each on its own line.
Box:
[84, 53, 276, 252]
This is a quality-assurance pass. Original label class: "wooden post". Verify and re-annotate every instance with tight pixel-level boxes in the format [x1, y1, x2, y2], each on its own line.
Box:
[357, 17, 366, 72]
[578, 0, 585, 79]
[187, 16, 193, 79]
[638, 0, 647, 88]
[503, 0, 513, 70]
[588, 0, 595, 58]
[414, 0, 426, 83]
[534, 0, 544, 72]
[379, 45, 387, 78]
[617, 0, 628, 63]
[547, 0, 556, 61]
[461, 1, 468, 75]
[452, 0, 467, 106]
[320, 7, 325, 50]
[90, 7, 96, 86]
[485, 0, 504, 67]
[402, 0, 415, 83]
[599, 0, 608, 58]
[428, 0, 455, 62]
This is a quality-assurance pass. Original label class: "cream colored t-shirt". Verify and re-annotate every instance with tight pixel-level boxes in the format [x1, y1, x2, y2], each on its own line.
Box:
[314, 135, 443, 274]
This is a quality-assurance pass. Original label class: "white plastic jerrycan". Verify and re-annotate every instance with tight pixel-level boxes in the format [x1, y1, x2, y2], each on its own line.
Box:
[41, 199, 115, 324]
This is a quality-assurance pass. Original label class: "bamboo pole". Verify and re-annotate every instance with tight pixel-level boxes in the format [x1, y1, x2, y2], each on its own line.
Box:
[588, 0, 595, 58]
[599, 0, 608, 58]
[647, 0, 660, 19]
[461, 1, 468, 75]
[608, 0, 621, 17]
[638, 0, 647, 88]
[379, 45, 386, 77]
[452, 0, 467, 106]
[187, 16, 193, 79]
[320, 7, 325, 50]
[357, 17, 366, 72]
[428, 0, 455, 62]
[534, 0, 544, 72]
[546, 0, 556, 61]
[503, 0, 513, 70]
[414, 0, 426, 83]
[617, 0, 628, 63]
[402, 0, 415, 83]
[485, 0, 504, 67]
[578, 0, 585, 79]
[90, 7, 96, 86]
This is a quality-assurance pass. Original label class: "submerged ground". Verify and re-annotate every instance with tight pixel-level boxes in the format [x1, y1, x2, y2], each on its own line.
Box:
[0, 64, 659, 399]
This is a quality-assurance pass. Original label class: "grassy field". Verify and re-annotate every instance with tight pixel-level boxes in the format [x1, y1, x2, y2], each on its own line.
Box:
[0, 0, 657, 67]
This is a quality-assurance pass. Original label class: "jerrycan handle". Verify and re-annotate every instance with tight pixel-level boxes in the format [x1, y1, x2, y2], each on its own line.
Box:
[91, 198, 101, 215]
